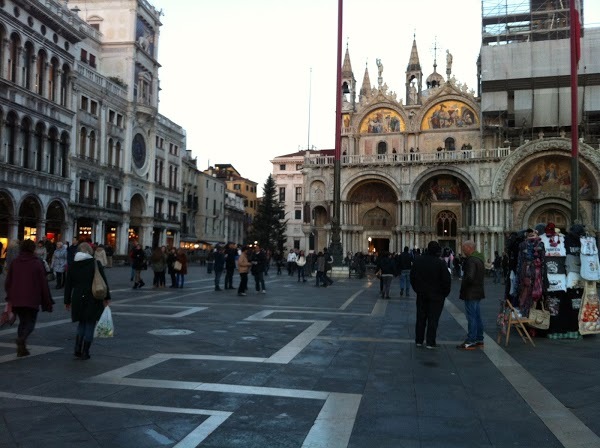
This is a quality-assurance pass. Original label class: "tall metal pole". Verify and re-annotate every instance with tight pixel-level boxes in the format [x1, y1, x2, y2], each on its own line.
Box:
[569, 0, 579, 223]
[307, 67, 312, 150]
[329, 0, 343, 264]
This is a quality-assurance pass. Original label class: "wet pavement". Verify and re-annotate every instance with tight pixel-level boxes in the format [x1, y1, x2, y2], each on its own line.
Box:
[0, 265, 599, 448]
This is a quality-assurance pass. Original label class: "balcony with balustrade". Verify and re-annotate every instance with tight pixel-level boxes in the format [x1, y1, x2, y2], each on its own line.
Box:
[303, 147, 512, 167]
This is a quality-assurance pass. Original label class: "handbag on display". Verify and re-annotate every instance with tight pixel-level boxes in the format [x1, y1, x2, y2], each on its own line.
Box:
[92, 261, 108, 300]
[528, 302, 550, 330]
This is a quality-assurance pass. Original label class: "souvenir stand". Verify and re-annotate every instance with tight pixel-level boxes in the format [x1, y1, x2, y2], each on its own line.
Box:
[499, 223, 600, 341]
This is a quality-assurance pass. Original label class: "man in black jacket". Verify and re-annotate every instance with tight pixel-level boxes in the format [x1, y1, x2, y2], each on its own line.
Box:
[224, 242, 237, 290]
[410, 241, 452, 349]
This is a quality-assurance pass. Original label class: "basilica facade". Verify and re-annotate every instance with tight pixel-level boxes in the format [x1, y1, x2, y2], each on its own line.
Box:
[281, 28, 600, 259]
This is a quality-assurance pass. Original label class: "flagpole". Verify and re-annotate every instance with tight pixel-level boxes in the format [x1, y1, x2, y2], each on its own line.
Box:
[570, 0, 579, 223]
[329, 0, 343, 265]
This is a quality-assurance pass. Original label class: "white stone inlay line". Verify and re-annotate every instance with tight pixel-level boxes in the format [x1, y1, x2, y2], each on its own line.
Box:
[0, 342, 62, 363]
[113, 306, 207, 318]
[339, 289, 365, 310]
[0, 319, 72, 336]
[0, 390, 231, 447]
[445, 299, 600, 448]
[302, 392, 362, 448]
[244, 310, 331, 364]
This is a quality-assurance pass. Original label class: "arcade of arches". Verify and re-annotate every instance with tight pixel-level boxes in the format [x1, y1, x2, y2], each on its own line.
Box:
[305, 147, 599, 259]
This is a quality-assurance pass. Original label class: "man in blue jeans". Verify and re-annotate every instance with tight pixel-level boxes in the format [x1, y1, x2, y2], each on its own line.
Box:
[457, 240, 485, 350]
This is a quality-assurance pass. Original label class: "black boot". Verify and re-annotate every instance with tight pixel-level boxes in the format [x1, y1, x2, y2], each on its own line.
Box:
[81, 341, 92, 360]
[74, 335, 84, 358]
[16, 338, 30, 357]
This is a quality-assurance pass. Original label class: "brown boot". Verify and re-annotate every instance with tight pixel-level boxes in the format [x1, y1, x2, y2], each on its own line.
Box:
[16, 338, 30, 357]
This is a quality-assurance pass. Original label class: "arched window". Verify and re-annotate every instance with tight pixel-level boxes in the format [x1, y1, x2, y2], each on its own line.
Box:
[36, 50, 47, 96]
[20, 117, 31, 169]
[8, 34, 20, 83]
[377, 141, 387, 155]
[6, 112, 17, 165]
[60, 132, 69, 177]
[89, 130, 96, 160]
[35, 122, 45, 171]
[79, 127, 87, 157]
[23, 42, 34, 90]
[115, 141, 122, 168]
[48, 127, 58, 174]
[436, 210, 458, 237]
[48, 58, 59, 102]
[444, 137, 455, 151]
[107, 138, 114, 166]
[60, 64, 70, 106]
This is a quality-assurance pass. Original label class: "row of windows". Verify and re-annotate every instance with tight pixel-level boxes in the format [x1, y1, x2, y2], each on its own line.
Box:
[278, 164, 303, 171]
[154, 198, 178, 218]
[2, 30, 72, 107]
[81, 96, 125, 127]
[155, 136, 179, 155]
[80, 49, 96, 69]
[2, 113, 69, 176]
[154, 158, 179, 189]
[78, 181, 123, 211]
[278, 187, 303, 202]
[233, 183, 256, 193]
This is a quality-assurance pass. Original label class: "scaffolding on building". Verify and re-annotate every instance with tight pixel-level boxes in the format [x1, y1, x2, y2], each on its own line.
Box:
[482, 0, 583, 46]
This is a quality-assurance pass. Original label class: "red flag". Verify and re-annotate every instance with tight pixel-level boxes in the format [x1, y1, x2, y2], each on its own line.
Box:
[572, 0, 582, 65]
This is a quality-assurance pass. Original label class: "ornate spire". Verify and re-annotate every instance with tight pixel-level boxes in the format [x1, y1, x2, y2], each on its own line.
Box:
[360, 62, 371, 97]
[407, 37, 421, 72]
[342, 45, 353, 78]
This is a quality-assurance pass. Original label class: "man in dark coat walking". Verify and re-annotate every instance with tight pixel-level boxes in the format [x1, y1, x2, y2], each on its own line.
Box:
[410, 240, 451, 349]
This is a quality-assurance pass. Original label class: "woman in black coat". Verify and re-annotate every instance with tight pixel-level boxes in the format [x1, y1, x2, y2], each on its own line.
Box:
[64, 242, 111, 360]
[131, 243, 146, 288]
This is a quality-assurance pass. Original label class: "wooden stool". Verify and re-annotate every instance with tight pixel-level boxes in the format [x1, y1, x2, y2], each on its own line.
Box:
[497, 300, 536, 347]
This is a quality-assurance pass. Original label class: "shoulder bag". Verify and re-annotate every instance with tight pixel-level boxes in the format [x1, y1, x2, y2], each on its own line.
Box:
[92, 260, 108, 300]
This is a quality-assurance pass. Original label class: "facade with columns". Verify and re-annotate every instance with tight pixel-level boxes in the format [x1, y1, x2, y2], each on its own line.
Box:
[0, 0, 185, 255]
[278, 27, 600, 260]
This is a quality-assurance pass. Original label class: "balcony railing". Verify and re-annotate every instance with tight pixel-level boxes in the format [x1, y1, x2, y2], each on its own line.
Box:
[77, 196, 98, 206]
[304, 147, 511, 167]
[105, 202, 122, 211]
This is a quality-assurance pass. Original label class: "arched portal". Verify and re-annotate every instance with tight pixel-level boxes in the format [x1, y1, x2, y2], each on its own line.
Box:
[347, 180, 398, 253]
[46, 200, 66, 242]
[416, 174, 472, 252]
[18, 196, 42, 240]
[129, 193, 146, 244]
[0, 191, 15, 248]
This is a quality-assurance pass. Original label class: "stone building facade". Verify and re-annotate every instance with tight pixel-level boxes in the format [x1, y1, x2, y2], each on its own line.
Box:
[294, 18, 600, 259]
[0, 0, 185, 255]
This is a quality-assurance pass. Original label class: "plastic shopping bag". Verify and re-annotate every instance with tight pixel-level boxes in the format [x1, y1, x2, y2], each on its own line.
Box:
[94, 306, 114, 338]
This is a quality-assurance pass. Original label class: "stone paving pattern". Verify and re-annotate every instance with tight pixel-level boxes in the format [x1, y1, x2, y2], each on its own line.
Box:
[0, 265, 598, 447]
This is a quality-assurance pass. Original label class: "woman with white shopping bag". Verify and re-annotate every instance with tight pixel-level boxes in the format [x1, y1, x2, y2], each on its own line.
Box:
[64, 242, 111, 360]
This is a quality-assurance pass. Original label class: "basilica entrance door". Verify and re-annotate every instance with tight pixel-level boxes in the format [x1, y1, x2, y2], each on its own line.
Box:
[369, 238, 389, 254]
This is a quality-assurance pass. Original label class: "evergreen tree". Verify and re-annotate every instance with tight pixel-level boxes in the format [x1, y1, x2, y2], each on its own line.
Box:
[248, 175, 287, 253]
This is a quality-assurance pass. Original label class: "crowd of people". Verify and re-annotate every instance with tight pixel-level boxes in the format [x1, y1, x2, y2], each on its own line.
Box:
[2, 236, 487, 360]
[2, 237, 112, 360]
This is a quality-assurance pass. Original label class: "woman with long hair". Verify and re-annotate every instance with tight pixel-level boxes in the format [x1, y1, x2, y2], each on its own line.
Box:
[64, 242, 111, 360]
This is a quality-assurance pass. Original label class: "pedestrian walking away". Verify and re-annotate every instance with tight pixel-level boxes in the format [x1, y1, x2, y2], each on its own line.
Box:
[64, 242, 111, 360]
[410, 240, 451, 349]
[457, 240, 486, 350]
[4, 239, 54, 357]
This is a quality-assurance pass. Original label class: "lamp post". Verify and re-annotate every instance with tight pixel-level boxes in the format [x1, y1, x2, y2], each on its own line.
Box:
[329, 0, 344, 265]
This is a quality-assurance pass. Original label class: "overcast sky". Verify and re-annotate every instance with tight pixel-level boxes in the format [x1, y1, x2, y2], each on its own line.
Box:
[150, 0, 600, 189]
